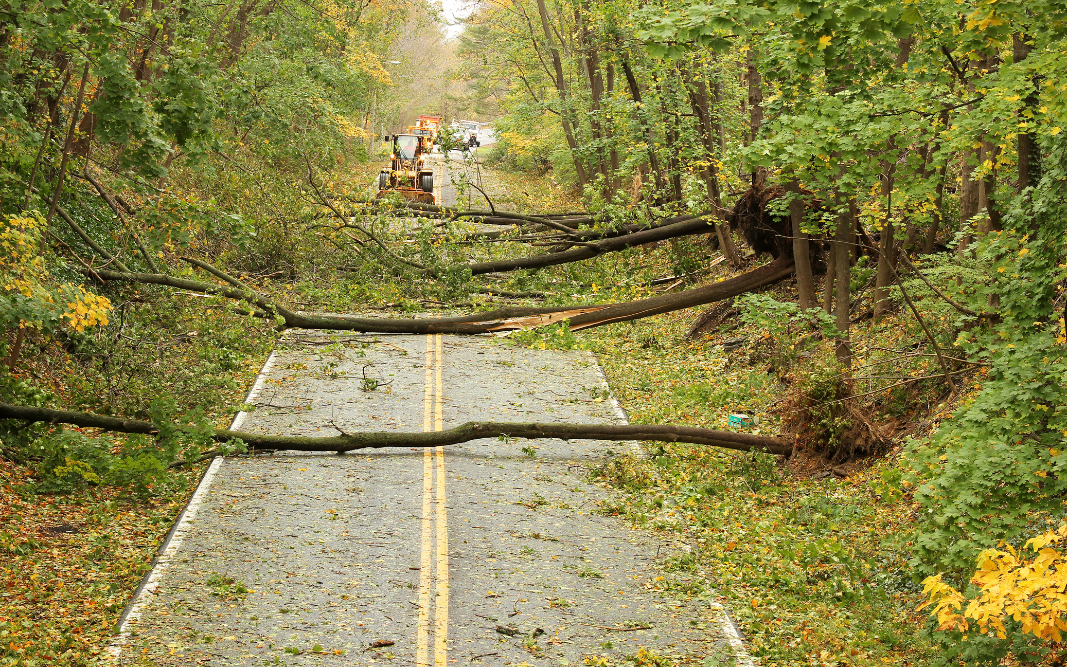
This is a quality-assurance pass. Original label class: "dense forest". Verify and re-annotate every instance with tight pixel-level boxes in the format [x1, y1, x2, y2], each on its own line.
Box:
[1, 0, 1065, 663]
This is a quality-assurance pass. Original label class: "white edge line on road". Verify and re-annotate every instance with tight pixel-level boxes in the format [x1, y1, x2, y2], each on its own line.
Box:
[107, 350, 278, 661]
[231, 351, 278, 431]
[586, 351, 643, 458]
[707, 600, 758, 667]
[586, 352, 758, 666]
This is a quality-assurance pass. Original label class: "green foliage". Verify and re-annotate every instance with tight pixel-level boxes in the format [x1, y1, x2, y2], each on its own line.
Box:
[206, 573, 248, 600]
[0, 214, 112, 336]
[908, 142, 1067, 582]
[731, 448, 779, 492]
[510, 320, 590, 351]
[784, 361, 856, 458]
[737, 293, 837, 373]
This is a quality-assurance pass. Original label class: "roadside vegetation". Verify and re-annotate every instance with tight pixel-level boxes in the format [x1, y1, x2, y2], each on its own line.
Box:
[1, 0, 1066, 664]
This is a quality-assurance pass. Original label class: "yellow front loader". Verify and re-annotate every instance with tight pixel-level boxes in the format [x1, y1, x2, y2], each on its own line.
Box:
[377, 133, 434, 204]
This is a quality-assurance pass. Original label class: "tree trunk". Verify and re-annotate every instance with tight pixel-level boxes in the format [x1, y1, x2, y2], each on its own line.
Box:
[822, 243, 836, 314]
[745, 44, 764, 185]
[535, 0, 588, 189]
[677, 64, 740, 267]
[834, 201, 852, 368]
[1014, 33, 1040, 193]
[620, 57, 665, 195]
[0, 402, 793, 456]
[873, 157, 896, 321]
[95, 257, 797, 334]
[977, 139, 1002, 233]
[577, 9, 610, 194]
[958, 72, 980, 253]
[923, 111, 950, 254]
[788, 180, 816, 309]
[462, 213, 725, 275]
[44, 62, 90, 232]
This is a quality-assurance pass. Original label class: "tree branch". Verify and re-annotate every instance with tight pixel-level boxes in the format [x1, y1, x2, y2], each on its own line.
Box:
[0, 401, 792, 456]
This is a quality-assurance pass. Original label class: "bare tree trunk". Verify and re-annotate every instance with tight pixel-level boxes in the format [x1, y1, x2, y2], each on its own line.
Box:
[788, 180, 816, 309]
[621, 57, 665, 196]
[95, 256, 797, 334]
[923, 111, 950, 254]
[958, 75, 980, 253]
[577, 9, 610, 195]
[834, 202, 852, 368]
[745, 43, 764, 186]
[0, 402, 794, 456]
[873, 157, 897, 321]
[678, 64, 740, 267]
[664, 111, 682, 202]
[44, 62, 90, 231]
[605, 61, 620, 195]
[1014, 33, 1040, 193]
[977, 138, 1002, 233]
[535, 0, 588, 189]
[822, 242, 836, 314]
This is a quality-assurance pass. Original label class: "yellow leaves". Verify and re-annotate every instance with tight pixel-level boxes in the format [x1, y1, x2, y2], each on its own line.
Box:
[918, 574, 969, 632]
[920, 524, 1067, 643]
[817, 34, 833, 50]
[1052, 127, 1062, 136]
[61, 287, 112, 332]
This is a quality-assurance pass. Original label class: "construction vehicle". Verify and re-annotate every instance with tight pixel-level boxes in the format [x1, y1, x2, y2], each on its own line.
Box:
[406, 115, 441, 152]
[377, 133, 434, 204]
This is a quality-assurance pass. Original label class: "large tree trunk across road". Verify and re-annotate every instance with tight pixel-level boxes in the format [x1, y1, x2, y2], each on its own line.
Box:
[94, 255, 795, 334]
[0, 402, 793, 456]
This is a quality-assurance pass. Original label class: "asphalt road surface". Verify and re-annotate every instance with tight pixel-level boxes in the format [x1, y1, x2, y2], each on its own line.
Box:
[430, 151, 493, 208]
[110, 332, 751, 666]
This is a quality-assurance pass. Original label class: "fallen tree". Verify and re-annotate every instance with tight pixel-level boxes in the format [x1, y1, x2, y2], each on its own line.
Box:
[326, 212, 721, 276]
[0, 401, 793, 456]
[92, 255, 795, 333]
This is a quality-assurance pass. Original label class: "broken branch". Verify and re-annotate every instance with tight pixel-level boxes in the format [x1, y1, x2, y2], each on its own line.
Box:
[0, 401, 793, 455]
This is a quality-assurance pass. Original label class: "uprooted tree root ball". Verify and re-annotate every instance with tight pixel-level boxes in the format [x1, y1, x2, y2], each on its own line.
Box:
[781, 363, 890, 464]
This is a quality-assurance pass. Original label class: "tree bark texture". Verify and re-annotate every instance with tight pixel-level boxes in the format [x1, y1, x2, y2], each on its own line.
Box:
[787, 180, 816, 309]
[834, 202, 853, 368]
[1013, 33, 1040, 193]
[873, 157, 896, 321]
[0, 402, 793, 455]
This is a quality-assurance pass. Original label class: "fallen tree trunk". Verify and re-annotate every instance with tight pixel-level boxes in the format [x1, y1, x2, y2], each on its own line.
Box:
[330, 211, 717, 276]
[330, 198, 598, 232]
[0, 401, 791, 455]
[453, 211, 707, 246]
[563, 256, 795, 330]
[464, 214, 718, 275]
[94, 255, 795, 333]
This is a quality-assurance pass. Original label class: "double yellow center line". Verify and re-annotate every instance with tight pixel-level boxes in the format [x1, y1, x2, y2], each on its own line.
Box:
[417, 334, 448, 666]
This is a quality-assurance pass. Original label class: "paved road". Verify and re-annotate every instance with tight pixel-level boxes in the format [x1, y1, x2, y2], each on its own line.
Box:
[111, 333, 748, 666]
[430, 151, 492, 208]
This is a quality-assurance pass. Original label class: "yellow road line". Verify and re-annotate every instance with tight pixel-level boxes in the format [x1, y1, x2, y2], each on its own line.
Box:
[416, 337, 435, 666]
[417, 335, 450, 665]
[433, 334, 449, 665]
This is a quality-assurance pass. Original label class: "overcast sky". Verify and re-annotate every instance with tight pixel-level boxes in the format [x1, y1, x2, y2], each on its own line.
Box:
[434, 0, 473, 39]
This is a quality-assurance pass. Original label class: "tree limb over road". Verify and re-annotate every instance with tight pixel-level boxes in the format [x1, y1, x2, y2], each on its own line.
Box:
[0, 402, 793, 456]
[92, 256, 796, 333]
